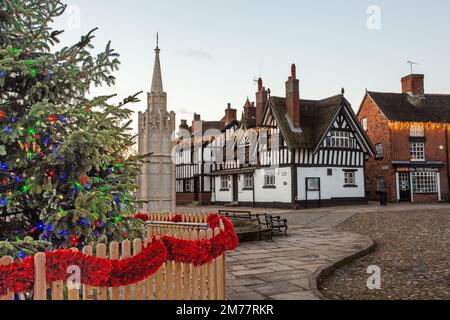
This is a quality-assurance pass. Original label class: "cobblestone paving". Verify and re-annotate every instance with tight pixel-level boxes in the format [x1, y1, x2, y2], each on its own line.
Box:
[226, 228, 372, 300]
[320, 209, 450, 300]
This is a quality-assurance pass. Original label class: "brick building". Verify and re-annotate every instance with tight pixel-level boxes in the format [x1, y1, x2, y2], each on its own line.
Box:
[357, 74, 450, 203]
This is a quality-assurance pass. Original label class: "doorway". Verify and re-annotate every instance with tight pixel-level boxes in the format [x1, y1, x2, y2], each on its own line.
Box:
[232, 175, 238, 202]
[399, 173, 411, 202]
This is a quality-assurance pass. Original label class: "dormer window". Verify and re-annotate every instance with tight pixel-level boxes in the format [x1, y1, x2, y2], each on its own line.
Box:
[410, 123, 424, 137]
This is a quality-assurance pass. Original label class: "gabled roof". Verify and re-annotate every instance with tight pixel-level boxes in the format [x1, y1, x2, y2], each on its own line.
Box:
[267, 94, 344, 149]
[367, 91, 450, 122]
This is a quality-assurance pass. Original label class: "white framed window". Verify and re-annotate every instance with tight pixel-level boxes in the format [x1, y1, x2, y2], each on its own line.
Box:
[344, 171, 356, 186]
[326, 131, 356, 149]
[243, 173, 253, 189]
[410, 142, 425, 161]
[361, 118, 368, 131]
[375, 143, 383, 158]
[412, 172, 437, 193]
[264, 170, 276, 187]
[220, 175, 230, 190]
[376, 177, 385, 192]
[410, 123, 424, 137]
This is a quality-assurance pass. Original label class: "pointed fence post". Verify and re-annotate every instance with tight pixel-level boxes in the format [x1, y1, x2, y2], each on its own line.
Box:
[0, 256, 14, 300]
[34, 253, 46, 300]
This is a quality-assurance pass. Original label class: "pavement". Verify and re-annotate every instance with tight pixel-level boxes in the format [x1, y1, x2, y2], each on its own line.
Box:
[225, 228, 372, 300]
[179, 202, 450, 300]
[178, 202, 450, 228]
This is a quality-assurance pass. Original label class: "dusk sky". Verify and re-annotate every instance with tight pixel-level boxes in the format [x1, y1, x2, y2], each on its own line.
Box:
[52, 0, 450, 133]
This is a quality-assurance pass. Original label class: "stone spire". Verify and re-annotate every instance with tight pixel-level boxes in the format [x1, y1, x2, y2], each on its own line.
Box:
[150, 33, 163, 93]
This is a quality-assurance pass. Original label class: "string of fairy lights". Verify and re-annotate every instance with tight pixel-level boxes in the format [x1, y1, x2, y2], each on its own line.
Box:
[0, 47, 131, 254]
[388, 121, 450, 130]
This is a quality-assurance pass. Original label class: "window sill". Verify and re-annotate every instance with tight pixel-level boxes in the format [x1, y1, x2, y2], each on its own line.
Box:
[344, 185, 358, 188]
[242, 187, 254, 191]
[374, 157, 384, 161]
[219, 189, 229, 192]
[263, 186, 276, 189]
[413, 192, 437, 195]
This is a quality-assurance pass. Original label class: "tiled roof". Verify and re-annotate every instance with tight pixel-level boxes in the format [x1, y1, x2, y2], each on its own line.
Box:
[368, 91, 450, 122]
[269, 94, 344, 149]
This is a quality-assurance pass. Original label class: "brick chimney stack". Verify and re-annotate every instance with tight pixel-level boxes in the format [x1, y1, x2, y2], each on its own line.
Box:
[256, 78, 268, 127]
[192, 113, 201, 134]
[401, 74, 424, 96]
[179, 119, 189, 132]
[224, 103, 237, 125]
[286, 64, 300, 128]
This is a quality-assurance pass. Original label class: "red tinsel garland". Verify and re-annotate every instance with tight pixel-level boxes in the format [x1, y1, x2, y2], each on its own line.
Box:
[132, 213, 184, 223]
[0, 214, 238, 295]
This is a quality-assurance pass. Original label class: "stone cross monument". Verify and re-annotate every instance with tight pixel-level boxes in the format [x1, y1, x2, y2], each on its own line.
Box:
[137, 39, 176, 212]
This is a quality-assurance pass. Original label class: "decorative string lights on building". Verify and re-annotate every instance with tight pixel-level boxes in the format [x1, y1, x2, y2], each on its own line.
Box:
[388, 121, 450, 130]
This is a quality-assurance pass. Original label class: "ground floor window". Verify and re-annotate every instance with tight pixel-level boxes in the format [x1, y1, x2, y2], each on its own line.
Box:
[376, 177, 385, 192]
[220, 175, 230, 190]
[412, 172, 437, 193]
[243, 173, 253, 189]
[264, 170, 276, 187]
[184, 179, 192, 192]
[344, 171, 356, 186]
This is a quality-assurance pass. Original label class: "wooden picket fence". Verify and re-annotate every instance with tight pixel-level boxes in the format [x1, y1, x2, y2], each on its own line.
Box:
[0, 213, 226, 301]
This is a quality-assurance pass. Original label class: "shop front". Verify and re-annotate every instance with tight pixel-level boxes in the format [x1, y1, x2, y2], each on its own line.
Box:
[394, 163, 443, 203]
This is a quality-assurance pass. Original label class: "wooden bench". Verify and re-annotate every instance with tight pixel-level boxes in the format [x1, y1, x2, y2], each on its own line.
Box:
[218, 210, 272, 241]
[260, 214, 288, 237]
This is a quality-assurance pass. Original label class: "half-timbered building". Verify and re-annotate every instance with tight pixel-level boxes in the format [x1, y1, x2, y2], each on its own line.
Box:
[176, 64, 374, 208]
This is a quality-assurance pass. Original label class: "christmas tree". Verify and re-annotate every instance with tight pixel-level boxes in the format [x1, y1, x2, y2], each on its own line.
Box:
[0, 0, 144, 255]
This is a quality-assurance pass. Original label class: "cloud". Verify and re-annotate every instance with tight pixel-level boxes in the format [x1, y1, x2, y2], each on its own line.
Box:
[178, 49, 213, 61]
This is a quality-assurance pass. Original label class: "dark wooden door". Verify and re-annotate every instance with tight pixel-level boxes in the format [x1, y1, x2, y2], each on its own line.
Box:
[399, 173, 411, 202]
[232, 175, 238, 202]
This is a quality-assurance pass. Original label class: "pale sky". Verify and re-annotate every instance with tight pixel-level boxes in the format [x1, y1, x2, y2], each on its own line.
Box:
[52, 0, 450, 133]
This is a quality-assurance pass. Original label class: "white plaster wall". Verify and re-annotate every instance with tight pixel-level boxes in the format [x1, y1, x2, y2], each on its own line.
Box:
[237, 174, 254, 202]
[254, 168, 292, 203]
[213, 176, 232, 202]
[297, 167, 365, 201]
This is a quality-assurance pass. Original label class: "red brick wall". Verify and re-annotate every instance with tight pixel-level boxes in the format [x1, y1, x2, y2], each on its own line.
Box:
[176, 192, 211, 205]
[358, 93, 450, 203]
[358, 95, 396, 201]
[413, 193, 439, 203]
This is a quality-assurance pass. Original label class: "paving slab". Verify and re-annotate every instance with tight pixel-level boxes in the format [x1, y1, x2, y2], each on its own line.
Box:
[226, 228, 372, 300]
